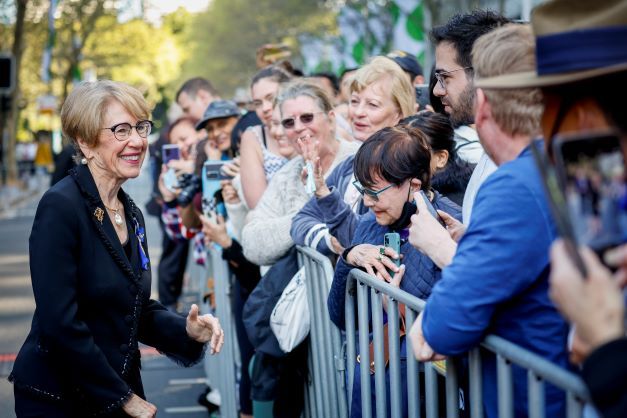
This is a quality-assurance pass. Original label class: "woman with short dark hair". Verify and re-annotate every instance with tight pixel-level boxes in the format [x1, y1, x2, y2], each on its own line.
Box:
[327, 125, 461, 418]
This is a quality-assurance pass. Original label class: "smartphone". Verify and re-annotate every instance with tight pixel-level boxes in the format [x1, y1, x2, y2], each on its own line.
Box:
[418, 190, 438, 218]
[531, 144, 587, 275]
[384, 232, 401, 278]
[204, 160, 234, 181]
[202, 161, 231, 224]
[305, 161, 317, 195]
[415, 84, 431, 110]
[162, 144, 180, 165]
[552, 133, 627, 257]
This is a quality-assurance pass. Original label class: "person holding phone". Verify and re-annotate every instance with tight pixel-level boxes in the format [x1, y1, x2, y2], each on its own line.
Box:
[327, 125, 461, 418]
[474, 1, 627, 416]
[408, 24, 572, 418]
[9, 80, 224, 418]
[156, 117, 202, 311]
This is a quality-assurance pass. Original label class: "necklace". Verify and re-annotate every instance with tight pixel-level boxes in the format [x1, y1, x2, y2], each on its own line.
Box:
[103, 203, 124, 226]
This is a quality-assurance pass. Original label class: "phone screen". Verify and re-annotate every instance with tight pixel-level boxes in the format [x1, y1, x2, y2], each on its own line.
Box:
[553, 134, 627, 254]
[415, 84, 430, 110]
[162, 145, 180, 165]
[204, 160, 234, 181]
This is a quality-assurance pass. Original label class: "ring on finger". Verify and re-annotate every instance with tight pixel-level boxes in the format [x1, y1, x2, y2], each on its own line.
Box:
[376, 255, 382, 261]
[379, 247, 385, 255]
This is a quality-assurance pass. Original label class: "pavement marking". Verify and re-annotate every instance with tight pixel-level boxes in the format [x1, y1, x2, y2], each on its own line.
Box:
[164, 406, 208, 413]
[168, 378, 208, 386]
[0, 254, 29, 264]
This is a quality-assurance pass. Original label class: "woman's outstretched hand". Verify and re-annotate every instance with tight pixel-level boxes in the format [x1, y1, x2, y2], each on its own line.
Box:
[186, 304, 225, 355]
[122, 394, 157, 418]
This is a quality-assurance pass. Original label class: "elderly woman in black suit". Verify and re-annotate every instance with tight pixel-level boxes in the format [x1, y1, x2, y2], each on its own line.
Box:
[10, 80, 224, 418]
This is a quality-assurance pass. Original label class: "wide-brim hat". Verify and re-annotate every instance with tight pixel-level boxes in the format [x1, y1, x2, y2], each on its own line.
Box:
[196, 100, 240, 131]
[475, 0, 627, 89]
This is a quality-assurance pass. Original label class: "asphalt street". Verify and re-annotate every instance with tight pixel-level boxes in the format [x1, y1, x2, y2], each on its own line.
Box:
[0, 166, 213, 417]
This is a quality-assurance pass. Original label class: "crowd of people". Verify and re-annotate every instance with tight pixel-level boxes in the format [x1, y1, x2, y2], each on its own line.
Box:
[9, 0, 627, 417]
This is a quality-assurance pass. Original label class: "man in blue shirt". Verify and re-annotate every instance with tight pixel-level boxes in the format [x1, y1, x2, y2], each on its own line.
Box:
[407, 24, 571, 418]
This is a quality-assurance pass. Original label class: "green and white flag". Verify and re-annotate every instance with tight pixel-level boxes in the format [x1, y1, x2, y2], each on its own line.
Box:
[389, 0, 426, 64]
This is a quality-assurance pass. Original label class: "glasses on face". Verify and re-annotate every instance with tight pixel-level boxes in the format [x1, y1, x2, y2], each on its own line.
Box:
[102, 120, 153, 141]
[434, 67, 473, 90]
[352, 179, 395, 202]
[281, 112, 324, 130]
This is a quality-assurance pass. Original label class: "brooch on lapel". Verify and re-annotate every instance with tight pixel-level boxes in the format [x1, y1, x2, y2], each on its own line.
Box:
[94, 207, 105, 224]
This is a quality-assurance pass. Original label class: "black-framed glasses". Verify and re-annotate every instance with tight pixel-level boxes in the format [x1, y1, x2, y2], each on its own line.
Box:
[281, 112, 324, 130]
[434, 67, 472, 90]
[102, 120, 154, 141]
[352, 179, 395, 202]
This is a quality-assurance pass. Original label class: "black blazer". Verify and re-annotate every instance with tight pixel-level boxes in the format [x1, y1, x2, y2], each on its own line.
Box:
[10, 164, 204, 416]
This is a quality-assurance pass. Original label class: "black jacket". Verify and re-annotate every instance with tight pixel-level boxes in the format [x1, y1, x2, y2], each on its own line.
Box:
[582, 338, 627, 418]
[10, 164, 204, 416]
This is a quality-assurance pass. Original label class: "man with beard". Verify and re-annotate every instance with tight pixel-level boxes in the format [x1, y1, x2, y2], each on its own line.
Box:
[430, 10, 509, 223]
[408, 23, 571, 418]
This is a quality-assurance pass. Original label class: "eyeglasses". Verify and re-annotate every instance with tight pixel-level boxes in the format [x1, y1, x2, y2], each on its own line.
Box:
[352, 179, 395, 202]
[434, 67, 472, 90]
[102, 120, 154, 141]
[281, 112, 324, 130]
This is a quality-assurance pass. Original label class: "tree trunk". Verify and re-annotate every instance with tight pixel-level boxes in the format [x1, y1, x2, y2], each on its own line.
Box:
[6, 0, 27, 184]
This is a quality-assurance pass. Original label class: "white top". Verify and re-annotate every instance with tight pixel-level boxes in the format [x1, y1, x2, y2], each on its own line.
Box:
[454, 125, 485, 165]
[241, 139, 359, 266]
[462, 150, 498, 225]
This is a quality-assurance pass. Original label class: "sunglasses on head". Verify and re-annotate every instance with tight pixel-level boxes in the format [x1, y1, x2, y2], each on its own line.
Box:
[281, 112, 324, 130]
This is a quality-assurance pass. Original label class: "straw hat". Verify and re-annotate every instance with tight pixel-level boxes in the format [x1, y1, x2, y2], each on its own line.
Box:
[475, 0, 627, 89]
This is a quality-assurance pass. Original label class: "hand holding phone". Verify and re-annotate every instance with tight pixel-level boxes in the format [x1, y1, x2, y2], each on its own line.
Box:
[384, 233, 401, 278]
[162, 144, 180, 165]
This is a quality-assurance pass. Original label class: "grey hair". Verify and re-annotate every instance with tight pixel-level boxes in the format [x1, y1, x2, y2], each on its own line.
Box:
[276, 80, 334, 115]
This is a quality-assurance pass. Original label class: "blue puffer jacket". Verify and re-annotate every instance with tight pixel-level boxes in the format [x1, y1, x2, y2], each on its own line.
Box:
[327, 191, 461, 418]
[327, 191, 462, 330]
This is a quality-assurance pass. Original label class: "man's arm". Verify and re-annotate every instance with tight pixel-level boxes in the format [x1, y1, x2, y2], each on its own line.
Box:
[421, 172, 555, 355]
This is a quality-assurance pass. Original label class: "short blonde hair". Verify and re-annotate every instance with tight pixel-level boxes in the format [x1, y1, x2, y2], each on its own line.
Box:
[61, 80, 151, 159]
[349, 56, 416, 118]
[472, 24, 542, 136]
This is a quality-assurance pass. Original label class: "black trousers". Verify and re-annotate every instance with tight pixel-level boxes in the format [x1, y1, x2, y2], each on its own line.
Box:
[157, 223, 189, 307]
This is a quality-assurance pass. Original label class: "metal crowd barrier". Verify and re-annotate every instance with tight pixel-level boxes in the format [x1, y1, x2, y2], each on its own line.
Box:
[189, 245, 241, 418]
[297, 246, 349, 418]
[345, 267, 592, 418]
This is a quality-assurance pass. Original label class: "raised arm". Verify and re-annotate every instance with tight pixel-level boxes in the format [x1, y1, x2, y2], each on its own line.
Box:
[239, 129, 268, 209]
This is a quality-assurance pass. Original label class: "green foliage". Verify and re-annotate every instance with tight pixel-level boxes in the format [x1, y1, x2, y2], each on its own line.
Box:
[83, 16, 184, 106]
[181, 0, 334, 96]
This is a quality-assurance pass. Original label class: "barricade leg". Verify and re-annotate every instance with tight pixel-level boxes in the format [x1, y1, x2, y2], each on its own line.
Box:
[208, 249, 240, 418]
[405, 309, 421, 418]
[357, 282, 373, 418]
[387, 299, 403, 418]
[371, 289, 387, 418]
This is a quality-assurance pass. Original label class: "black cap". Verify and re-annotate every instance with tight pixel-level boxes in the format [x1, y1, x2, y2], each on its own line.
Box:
[387, 50, 423, 78]
[195, 100, 241, 131]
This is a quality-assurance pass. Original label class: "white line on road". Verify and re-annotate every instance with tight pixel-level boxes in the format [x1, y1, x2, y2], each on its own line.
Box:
[164, 406, 208, 413]
[168, 377, 208, 385]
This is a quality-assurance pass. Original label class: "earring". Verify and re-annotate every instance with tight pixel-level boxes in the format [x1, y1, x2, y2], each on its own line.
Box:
[81, 157, 87, 165]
